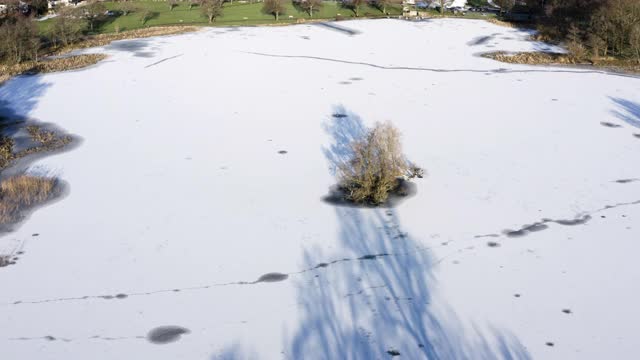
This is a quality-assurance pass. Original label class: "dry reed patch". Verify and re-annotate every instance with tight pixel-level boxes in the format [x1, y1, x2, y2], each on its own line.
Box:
[0, 54, 108, 84]
[483, 51, 640, 74]
[0, 136, 14, 169]
[59, 26, 198, 53]
[483, 51, 577, 65]
[0, 175, 58, 225]
[486, 18, 519, 28]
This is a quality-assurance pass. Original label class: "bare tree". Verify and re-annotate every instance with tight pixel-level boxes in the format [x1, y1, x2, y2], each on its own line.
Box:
[0, 16, 41, 64]
[566, 23, 586, 60]
[120, 1, 137, 15]
[590, 0, 640, 58]
[200, 0, 224, 23]
[262, 0, 285, 21]
[435, 0, 452, 15]
[168, 0, 178, 11]
[337, 122, 417, 205]
[51, 8, 88, 47]
[371, 0, 399, 15]
[296, 0, 322, 17]
[342, 0, 365, 17]
[631, 23, 640, 63]
[494, 0, 515, 16]
[140, 9, 154, 24]
[82, 0, 107, 32]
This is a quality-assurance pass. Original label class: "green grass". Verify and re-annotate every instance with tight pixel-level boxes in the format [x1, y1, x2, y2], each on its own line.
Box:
[39, 1, 404, 35]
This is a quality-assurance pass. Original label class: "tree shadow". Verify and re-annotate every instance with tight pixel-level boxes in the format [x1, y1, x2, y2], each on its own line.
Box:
[106, 38, 156, 58]
[286, 105, 531, 358]
[0, 75, 52, 137]
[321, 104, 366, 176]
[288, 208, 530, 359]
[610, 97, 640, 129]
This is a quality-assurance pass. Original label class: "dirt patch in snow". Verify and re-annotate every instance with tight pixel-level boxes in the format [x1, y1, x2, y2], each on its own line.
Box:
[0, 54, 107, 85]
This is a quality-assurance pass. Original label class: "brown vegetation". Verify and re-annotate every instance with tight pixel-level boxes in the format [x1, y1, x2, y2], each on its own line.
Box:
[0, 54, 108, 84]
[0, 124, 72, 173]
[0, 15, 41, 64]
[523, 0, 640, 63]
[483, 51, 577, 65]
[262, 0, 286, 21]
[57, 26, 198, 53]
[338, 122, 421, 205]
[0, 136, 14, 169]
[0, 124, 71, 227]
[483, 51, 640, 74]
[200, 0, 225, 23]
[0, 175, 58, 225]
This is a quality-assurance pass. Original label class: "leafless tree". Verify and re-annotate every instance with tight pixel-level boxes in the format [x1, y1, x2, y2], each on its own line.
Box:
[120, 1, 137, 15]
[566, 23, 587, 60]
[590, 0, 640, 58]
[82, 0, 107, 32]
[296, 0, 322, 17]
[494, 0, 515, 16]
[262, 0, 285, 21]
[338, 122, 417, 205]
[140, 9, 154, 24]
[630, 23, 640, 63]
[0, 16, 40, 64]
[200, 0, 224, 23]
[342, 0, 365, 17]
[371, 0, 399, 15]
[50, 8, 87, 47]
[434, 0, 452, 15]
[168, 0, 178, 11]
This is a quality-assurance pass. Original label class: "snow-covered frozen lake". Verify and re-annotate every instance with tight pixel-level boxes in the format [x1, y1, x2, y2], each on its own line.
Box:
[1, 19, 639, 360]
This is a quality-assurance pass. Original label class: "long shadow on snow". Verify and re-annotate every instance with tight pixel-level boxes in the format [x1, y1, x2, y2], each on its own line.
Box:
[610, 97, 640, 129]
[286, 106, 530, 359]
[321, 105, 366, 176]
[0, 75, 52, 129]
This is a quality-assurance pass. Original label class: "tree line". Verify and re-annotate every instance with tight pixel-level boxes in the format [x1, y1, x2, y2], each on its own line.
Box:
[3, 0, 639, 66]
[499, 0, 640, 61]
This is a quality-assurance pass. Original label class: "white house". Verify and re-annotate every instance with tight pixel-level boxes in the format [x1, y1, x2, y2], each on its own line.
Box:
[48, 0, 83, 10]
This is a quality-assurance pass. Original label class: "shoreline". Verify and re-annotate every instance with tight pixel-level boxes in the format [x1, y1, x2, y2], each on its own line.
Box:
[0, 118, 80, 236]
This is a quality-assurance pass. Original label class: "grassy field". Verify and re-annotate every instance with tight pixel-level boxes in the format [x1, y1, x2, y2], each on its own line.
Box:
[39, 1, 406, 34]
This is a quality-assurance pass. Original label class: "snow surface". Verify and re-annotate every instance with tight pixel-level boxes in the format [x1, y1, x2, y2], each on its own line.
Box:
[1, 19, 640, 360]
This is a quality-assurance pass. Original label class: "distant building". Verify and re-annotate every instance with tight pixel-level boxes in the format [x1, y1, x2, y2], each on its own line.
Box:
[48, 0, 83, 10]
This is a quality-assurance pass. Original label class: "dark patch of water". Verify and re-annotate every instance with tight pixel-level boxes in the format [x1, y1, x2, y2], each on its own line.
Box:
[600, 121, 622, 128]
[147, 326, 190, 344]
[255, 272, 289, 283]
[615, 178, 639, 184]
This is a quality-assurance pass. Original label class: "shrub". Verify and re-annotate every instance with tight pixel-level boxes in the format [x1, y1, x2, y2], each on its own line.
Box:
[337, 122, 419, 205]
[0, 175, 57, 225]
[26, 125, 56, 145]
[0, 135, 14, 169]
